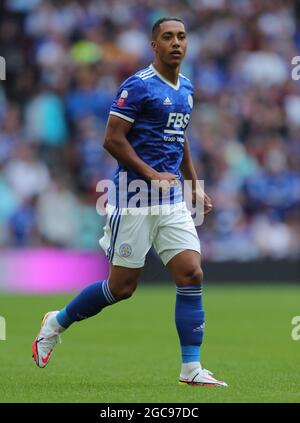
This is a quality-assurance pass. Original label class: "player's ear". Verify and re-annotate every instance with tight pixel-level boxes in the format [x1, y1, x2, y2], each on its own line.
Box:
[151, 40, 157, 52]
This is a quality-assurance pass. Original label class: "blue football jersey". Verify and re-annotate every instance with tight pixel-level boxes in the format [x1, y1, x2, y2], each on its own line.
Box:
[108, 64, 194, 207]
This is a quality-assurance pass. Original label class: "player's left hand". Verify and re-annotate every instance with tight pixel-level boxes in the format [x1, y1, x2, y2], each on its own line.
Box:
[203, 192, 213, 215]
[192, 190, 213, 215]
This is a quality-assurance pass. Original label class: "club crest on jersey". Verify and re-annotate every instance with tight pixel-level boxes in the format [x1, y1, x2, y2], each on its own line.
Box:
[188, 94, 193, 109]
[119, 243, 132, 257]
[117, 90, 128, 107]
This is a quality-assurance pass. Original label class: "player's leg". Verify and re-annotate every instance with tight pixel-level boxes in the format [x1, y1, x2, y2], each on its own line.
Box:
[32, 265, 141, 368]
[107, 263, 142, 299]
[168, 250, 227, 387]
[32, 208, 151, 368]
[166, 250, 205, 380]
[55, 264, 142, 329]
[154, 203, 227, 386]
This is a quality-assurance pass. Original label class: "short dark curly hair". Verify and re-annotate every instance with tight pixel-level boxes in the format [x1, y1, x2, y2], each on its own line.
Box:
[151, 17, 185, 40]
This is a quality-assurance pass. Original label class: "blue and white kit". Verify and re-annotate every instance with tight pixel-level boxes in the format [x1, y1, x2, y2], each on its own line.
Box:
[100, 64, 201, 268]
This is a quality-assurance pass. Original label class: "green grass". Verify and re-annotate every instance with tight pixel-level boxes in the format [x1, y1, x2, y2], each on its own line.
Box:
[0, 284, 299, 403]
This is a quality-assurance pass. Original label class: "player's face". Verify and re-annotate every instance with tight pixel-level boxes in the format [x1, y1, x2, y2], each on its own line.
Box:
[152, 21, 187, 68]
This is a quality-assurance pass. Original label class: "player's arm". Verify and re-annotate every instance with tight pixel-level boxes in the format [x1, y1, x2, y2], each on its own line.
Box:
[180, 136, 213, 215]
[104, 115, 176, 183]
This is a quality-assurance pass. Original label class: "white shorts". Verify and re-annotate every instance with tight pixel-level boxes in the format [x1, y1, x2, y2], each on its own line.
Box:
[99, 202, 201, 268]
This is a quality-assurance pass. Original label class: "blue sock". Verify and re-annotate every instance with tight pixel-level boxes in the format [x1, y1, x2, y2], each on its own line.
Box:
[56, 280, 117, 329]
[175, 285, 204, 364]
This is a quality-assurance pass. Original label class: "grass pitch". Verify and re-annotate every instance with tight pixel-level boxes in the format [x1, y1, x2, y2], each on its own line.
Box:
[0, 284, 299, 403]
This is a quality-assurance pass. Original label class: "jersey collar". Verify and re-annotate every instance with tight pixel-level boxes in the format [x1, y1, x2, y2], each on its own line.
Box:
[150, 64, 180, 90]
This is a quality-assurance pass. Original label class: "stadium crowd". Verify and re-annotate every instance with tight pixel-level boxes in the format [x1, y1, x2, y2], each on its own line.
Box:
[0, 0, 300, 260]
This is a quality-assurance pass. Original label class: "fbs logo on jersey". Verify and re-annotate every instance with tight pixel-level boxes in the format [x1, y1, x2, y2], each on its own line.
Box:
[117, 90, 128, 107]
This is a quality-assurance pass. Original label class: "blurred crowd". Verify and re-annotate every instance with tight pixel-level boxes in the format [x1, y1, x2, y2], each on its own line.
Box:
[0, 0, 300, 260]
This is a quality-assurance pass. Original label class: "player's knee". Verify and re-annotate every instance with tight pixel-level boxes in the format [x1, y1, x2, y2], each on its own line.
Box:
[117, 285, 136, 300]
[109, 278, 138, 301]
[177, 266, 203, 286]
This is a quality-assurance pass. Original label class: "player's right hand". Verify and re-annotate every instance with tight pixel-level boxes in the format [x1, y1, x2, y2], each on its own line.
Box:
[152, 172, 177, 183]
[150, 171, 178, 192]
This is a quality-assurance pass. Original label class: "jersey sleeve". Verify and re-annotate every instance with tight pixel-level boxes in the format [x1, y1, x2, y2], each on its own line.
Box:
[109, 75, 147, 123]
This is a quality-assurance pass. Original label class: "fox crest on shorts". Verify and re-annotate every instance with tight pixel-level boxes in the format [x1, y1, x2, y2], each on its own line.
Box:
[119, 243, 132, 257]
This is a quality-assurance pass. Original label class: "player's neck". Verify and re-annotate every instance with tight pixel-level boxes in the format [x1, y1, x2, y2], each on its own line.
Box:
[152, 62, 180, 86]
